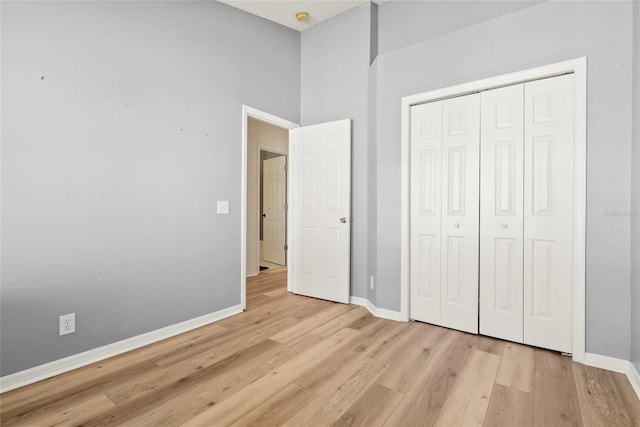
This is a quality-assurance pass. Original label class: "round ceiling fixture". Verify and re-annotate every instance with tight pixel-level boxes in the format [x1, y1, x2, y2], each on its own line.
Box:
[295, 11, 309, 22]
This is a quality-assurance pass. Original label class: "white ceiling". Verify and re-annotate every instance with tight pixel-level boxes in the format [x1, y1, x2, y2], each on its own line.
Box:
[217, 0, 384, 32]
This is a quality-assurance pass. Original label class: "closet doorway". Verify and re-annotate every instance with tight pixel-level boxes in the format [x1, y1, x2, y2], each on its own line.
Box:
[400, 58, 587, 361]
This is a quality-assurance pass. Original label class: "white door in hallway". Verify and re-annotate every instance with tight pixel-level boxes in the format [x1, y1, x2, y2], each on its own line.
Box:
[262, 155, 287, 265]
[289, 119, 351, 304]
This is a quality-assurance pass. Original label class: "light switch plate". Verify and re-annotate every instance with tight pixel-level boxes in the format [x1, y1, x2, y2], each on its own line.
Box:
[217, 200, 230, 214]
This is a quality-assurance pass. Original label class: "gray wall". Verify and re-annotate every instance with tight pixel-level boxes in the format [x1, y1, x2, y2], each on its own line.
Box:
[0, 1, 300, 376]
[300, 3, 373, 300]
[632, 0, 640, 372]
[378, 1, 543, 54]
[374, 1, 634, 359]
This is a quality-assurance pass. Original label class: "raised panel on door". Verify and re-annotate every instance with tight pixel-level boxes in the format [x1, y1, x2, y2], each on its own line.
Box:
[479, 84, 525, 343]
[410, 101, 443, 325]
[290, 119, 351, 304]
[523, 74, 574, 353]
[440, 94, 480, 334]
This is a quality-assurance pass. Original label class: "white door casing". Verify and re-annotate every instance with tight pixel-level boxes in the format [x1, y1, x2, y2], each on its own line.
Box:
[480, 84, 525, 342]
[523, 74, 575, 353]
[262, 155, 287, 265]
[289, 119, 351, 304]
[440, 94, 480, 334]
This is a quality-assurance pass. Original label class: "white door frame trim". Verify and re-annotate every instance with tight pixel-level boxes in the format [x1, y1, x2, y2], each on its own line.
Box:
[241, 105, 299, 310]
[399, 57, 587, 363]
[256, 145, 288, 272]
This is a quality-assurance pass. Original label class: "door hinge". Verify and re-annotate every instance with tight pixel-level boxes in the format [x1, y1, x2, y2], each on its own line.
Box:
[284, 164, 288, 172]
[284, 244, 288, 251]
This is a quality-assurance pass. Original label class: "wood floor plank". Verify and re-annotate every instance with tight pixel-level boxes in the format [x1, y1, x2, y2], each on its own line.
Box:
[3, 393, 116, 427]
[180, 327, 362, 426]
[473, 334, 506, 356]
[611, 372, 640, 427]
[0, 360, 158, 425]
[78, 339, 283, 426]
[229, 383, 317, 427]
[153, 315, 298, 368]
[282, 357, 386, 427]
[573, 363, 633, 426]
[331, 383, 404, 427]
[434, 350, 501, 426]
[375, 324, 448, 393]
[383, 331, 475, 426]
[118, 333, 323, 426]
[101, 317, 302, 407]
[484, 384, 534, 427]
[310, 306, 370, 338]
[294, 320, 400, 396]
[269, 302, 352, 344]
[533, 349, 583, 427]
[495, 342, 536, 393]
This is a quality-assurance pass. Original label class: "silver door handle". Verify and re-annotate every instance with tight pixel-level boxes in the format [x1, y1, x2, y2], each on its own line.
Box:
[340, 217, 347, 223]
[453, 223, 460, 228]
[501, 223, 508, 229]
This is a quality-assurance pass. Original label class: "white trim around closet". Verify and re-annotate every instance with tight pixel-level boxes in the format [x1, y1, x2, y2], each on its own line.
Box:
[399, 57, 587, 363]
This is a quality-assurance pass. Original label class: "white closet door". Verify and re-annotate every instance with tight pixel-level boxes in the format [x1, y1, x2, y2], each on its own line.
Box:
[480, 84, 525, 342]
[440, 94, 480, 334]
[523, 74, 574, 353]
[410, 101, 443, 325]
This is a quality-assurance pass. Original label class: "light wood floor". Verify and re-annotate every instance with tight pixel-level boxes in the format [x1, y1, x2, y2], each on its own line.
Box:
[1, 268, 639, 426]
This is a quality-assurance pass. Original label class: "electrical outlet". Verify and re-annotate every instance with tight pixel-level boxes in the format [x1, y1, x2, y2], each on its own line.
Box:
[369, 275, 375, 290]
[59, 313, 76, 336]
[217, 200, 230, 214]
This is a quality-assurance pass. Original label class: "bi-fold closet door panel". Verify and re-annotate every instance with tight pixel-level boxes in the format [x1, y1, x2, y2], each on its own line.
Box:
[441, 95, 480, 334]
[479, 74, 574, 353]
[479, 84, 525, 343]
[523, 74, 574, 354]
[410, 101, 443, 326]
[410, 94, 480, 334]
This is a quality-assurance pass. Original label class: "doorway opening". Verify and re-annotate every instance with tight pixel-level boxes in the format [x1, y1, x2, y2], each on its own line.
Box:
[241, 106, 298, 310]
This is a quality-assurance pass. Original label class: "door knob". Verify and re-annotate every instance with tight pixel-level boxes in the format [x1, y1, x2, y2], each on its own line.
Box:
[453, 223, 460, 228]
[501, 223, 508, 229]
[340, 217, 347, 223]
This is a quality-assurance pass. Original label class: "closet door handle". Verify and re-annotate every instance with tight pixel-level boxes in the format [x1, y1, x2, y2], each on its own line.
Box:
[453, 223, 460, 228]
[501, 223, 508, 229]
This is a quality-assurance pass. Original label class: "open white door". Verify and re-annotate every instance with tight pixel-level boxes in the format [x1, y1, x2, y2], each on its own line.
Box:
[262, 155, 287, 265]
[289, 119, 351, 304]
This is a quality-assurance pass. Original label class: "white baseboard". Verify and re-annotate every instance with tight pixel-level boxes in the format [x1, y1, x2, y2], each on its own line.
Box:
[0, 304, 243, 394]
[584, 352, 631, 374]
[584, 352, 640, 401]
[627, 362, 640, 400]
[349, 296, 405, 322]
